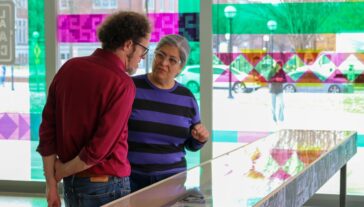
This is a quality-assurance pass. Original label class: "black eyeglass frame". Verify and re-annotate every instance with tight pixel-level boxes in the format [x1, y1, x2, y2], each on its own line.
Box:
[134, 41, 149, 56]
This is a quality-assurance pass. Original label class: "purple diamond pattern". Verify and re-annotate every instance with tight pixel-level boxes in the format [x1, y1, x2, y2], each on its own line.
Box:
[0, 113, 17, 139]
[0, 113, 30, 140]
[18, 114, 30, 139]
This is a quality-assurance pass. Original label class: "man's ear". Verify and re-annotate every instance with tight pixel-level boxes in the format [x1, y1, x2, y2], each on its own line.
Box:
[123, 40, 133, 52]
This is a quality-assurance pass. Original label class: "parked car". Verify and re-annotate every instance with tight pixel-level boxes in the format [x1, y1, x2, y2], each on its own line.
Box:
[176, 65, 260, 93]
[283, 70, 350, 93]
[348, 72, 364, 92]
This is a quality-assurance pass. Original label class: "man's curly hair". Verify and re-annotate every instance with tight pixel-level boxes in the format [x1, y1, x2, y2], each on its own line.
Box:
[97, 11, 151, 51]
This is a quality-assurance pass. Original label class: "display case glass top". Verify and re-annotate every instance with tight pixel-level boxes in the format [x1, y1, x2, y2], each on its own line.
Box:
[104, 130, 357, 207]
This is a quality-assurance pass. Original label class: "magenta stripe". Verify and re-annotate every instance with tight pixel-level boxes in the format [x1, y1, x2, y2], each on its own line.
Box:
[237, 131, 270, 143]
[57, 14, 107, 43]
[57, 13, 180, 43]
[147, 13, 179, 42]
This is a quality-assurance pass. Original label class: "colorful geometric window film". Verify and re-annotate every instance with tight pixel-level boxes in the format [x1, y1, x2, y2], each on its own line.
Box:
[0, 113, 30, 140]
[211, 2, 364, 86]
[57, 14, 105, 43]
[214, 52, 364, 84]
[57, 13, 199, 43]
[148, 13, 179, 42]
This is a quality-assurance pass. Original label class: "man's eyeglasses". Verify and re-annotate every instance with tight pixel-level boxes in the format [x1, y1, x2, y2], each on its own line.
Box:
[134, 41, 149, 57]
[154, 50, 181, 66]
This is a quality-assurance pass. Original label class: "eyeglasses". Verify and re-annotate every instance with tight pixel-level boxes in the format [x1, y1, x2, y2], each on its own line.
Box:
[134, 41, 149, 57]
[154, 50, 181, 66]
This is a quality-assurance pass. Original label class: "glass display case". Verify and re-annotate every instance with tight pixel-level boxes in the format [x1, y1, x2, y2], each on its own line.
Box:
[104, 129, 357, 207]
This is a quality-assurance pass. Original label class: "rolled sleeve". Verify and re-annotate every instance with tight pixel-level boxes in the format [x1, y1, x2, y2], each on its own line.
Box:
[37, 80, 57, 156]
[79, 80, 135, 165]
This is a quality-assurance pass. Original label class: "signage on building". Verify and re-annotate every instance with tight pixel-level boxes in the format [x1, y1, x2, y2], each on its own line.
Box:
[0, 1, 15, 64]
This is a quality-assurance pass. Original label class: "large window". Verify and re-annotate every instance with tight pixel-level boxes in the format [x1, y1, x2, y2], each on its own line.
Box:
[1, 0, 364, 200]
[208, 0, 364, 196]
[0, 0, 199, 182]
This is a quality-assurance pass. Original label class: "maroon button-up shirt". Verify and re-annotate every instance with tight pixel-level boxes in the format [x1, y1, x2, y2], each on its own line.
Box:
[37, 49, 135, 177]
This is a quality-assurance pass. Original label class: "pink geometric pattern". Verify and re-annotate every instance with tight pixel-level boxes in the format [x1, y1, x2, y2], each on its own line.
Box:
[237, 131, 270, 143]
[57, 14, 106, 43]
[215, 53, 241, 65]
[269, 52, 295, 65]
[0, 113, 30, 140]
[148, 13, 179, 42]
[325, 70, 347, 83]
[215, 69, 240, 82]
[323, 53, 350, 67]
[213, 52, 364, 84]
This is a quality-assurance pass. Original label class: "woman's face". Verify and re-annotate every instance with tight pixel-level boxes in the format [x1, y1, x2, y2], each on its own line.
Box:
[152, 44, 182, 83]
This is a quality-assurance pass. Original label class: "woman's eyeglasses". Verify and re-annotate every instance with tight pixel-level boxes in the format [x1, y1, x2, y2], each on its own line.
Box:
[154, 50, 181, 66]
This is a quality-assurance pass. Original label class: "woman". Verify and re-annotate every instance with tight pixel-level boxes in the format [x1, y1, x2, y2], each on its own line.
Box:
[128, 34, 209, 192]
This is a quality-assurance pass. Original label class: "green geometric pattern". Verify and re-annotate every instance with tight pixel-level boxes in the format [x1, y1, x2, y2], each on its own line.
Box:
[31, 141, 44, 181]
[187, 42, 201, 66]
[231, 55, 254, 74]
[213, 2, 364, 34]
[28, 0, 46, 180]
[179, 0, 200, 13]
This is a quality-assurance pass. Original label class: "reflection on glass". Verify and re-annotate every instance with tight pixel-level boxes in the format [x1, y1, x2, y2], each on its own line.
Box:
[107, 130, 356, 207]
[270, 148, 293, 180]
[246, 148, 264, 179]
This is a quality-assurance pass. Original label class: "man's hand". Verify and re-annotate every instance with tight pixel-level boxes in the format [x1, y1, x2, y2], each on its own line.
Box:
[42, 155, 61, 207]
[54, 159, 64, 182]
[191, 123, 209, 143]
[55, 156, 93, 182]
[46, 184, 61, 207]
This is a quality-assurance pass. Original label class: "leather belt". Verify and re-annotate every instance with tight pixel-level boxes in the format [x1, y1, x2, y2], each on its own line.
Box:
[74, 171, 110, 182]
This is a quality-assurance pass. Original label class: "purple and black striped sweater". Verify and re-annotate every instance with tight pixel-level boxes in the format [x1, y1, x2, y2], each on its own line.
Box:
[128, 74, 205, 176]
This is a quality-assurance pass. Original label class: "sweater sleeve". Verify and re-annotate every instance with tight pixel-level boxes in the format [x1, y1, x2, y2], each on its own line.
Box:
[79, 79, 135, 165]
[184, 96, 205, 152]
[37, 77, 57, 156]
[184, 135, 206, 152]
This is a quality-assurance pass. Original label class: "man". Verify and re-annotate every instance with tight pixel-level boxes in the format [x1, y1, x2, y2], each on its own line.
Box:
[36, 11, 151, 207]
[269, 60, 286, 125]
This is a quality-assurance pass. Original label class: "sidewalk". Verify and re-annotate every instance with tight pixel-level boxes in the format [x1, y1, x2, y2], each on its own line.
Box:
[213, 88, 364, 134]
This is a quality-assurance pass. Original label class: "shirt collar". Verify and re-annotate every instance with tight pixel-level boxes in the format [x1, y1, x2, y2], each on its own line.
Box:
[91, 48, 126, 72]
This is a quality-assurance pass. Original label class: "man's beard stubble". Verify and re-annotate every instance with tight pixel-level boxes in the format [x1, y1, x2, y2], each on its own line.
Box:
[125, 47, 138, 75]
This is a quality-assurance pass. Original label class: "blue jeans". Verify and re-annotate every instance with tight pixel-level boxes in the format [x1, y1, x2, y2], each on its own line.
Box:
[63, 176, 130, 207]
[130, 172, 176, 192]
[271, 92, 284, 122]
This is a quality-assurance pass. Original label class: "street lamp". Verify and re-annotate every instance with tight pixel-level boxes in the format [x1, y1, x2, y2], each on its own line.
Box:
[267, 20, 277, 67]
[263, 34, 269, 51]
[224, 5, 237, 99]
[267, 20, 277, 52]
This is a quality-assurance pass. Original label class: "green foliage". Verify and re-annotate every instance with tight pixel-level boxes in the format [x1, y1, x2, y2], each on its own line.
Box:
[213, 2, 364, 34]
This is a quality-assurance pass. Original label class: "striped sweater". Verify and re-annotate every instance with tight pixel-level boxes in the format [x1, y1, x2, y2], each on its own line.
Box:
[128, 74, 204, 175]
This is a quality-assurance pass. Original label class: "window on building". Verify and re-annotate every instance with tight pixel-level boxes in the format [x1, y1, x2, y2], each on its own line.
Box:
[93, 0, 118, 9]
[59, 0, 70, 9]
[15, 19, 27, 45]
[147, 0, 155, 12]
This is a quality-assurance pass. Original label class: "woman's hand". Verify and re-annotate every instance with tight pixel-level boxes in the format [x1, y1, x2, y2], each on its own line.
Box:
[191, 123, 209, 143]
